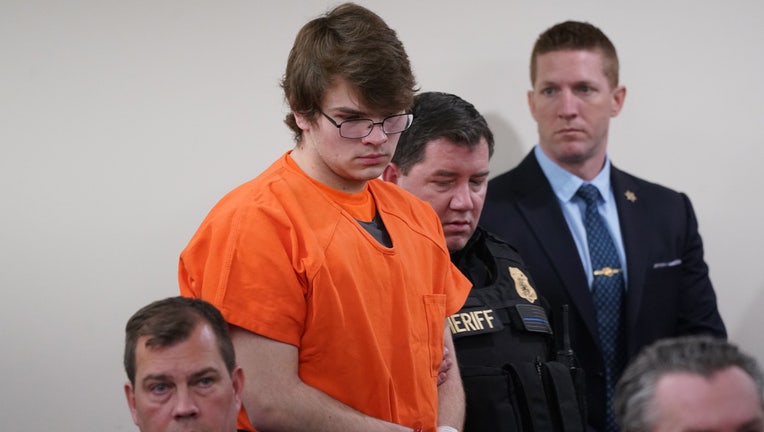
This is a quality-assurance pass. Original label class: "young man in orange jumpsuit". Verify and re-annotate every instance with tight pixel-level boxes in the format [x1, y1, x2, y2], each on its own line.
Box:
[178, 4, 471, 432]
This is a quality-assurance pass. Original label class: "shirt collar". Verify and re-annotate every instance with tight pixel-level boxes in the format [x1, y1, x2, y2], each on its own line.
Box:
[534, 145, 613, 204]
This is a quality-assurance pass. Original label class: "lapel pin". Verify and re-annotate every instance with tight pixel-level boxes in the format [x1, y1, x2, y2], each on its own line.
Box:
[625, 190, 637, 202]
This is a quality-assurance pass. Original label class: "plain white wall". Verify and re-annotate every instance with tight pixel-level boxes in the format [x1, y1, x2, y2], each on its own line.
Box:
[2, 1, 762, 429]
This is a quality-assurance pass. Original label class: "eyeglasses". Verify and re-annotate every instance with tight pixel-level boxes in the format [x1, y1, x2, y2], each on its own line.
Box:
[319, 110, 414, 139]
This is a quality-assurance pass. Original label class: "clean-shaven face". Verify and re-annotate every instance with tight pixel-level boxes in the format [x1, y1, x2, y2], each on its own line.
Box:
[125, 323, 243, 432]
[394, 138, 490, 252]
[528, 49, 625, 179]
[293, 78, 404, 193]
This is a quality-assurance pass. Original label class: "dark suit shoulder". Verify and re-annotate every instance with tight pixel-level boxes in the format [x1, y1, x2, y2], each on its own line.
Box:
[611, 165, 694, 211]
[615, 163, 699, 193]
[485, 169, 518, 202]
[486, 150, 545, 201]
[482, 151, 558, 239]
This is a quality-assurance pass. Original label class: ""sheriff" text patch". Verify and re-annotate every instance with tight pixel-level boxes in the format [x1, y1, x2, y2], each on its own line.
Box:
[447, 307, 504, 338]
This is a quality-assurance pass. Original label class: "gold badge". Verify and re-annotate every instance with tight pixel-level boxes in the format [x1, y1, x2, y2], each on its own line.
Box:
[509, 266, 538, 303]
[625, 190, 637, 202]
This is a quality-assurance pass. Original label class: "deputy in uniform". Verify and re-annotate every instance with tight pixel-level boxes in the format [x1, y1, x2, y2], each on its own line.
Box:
[384, 91, 586, 432]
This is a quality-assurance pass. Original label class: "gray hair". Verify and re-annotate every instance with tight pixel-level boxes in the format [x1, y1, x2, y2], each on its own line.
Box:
[614, 335, 764, 432]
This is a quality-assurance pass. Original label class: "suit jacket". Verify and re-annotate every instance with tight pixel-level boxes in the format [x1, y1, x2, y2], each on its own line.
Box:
[480, 150, 726, 431]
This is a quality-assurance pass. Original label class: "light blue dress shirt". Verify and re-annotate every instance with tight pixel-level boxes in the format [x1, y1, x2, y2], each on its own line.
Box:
[534, 145, 628, 289]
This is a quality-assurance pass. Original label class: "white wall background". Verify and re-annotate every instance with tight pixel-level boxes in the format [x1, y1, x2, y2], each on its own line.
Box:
[2, 1, 762, 429]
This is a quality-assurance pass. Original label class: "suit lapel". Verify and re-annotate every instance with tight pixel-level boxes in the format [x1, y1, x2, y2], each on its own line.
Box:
[610, 167, 647, 353]
[514, 154, 600, 341]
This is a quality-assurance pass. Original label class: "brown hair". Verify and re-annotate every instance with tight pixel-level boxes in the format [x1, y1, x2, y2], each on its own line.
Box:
[530, 20, 619, 89]
[281, 3, 416, 142]
[123, 296, 235, 385]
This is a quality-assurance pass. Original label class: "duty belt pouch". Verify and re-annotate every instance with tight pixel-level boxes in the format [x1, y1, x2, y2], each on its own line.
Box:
[506, 360, 585, 432]
[540, 361, 585, 432]
[460, 365, 522, 432]
[506, 362, 554, 432]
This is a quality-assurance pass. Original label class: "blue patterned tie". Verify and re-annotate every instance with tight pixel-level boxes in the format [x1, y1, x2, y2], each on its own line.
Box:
[576, 184, 625, 432]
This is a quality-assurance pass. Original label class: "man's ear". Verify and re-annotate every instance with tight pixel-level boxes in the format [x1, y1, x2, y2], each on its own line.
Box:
[610, 85, 627, 117]
[124, 381, 139, 425]
[293, 111, 311, 131]
[527, 90, 538, 121]
[382, 163, 401, 184]
[232, 366, 245, 410]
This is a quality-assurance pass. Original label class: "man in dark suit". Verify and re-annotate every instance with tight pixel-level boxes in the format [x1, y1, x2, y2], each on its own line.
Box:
[480, 21, 726, 432]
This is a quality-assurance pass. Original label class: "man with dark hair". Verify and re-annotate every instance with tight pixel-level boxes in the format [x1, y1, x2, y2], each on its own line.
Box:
[384, 91, 586, 432]
[480, 20, 726, 431]
[123, 296, 244, 432]
[179, 3, 470, 432]
[615, 336, 764, 432]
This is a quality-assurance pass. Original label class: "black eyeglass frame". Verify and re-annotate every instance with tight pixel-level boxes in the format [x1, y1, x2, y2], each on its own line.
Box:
[318, 110, 414, 139]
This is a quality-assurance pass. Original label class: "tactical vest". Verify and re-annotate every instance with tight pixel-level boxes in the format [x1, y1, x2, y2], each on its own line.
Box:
[451, 228, 586, 432]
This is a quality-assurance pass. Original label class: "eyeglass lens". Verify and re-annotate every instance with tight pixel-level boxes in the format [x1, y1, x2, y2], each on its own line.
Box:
[340, 114, 412, 138]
